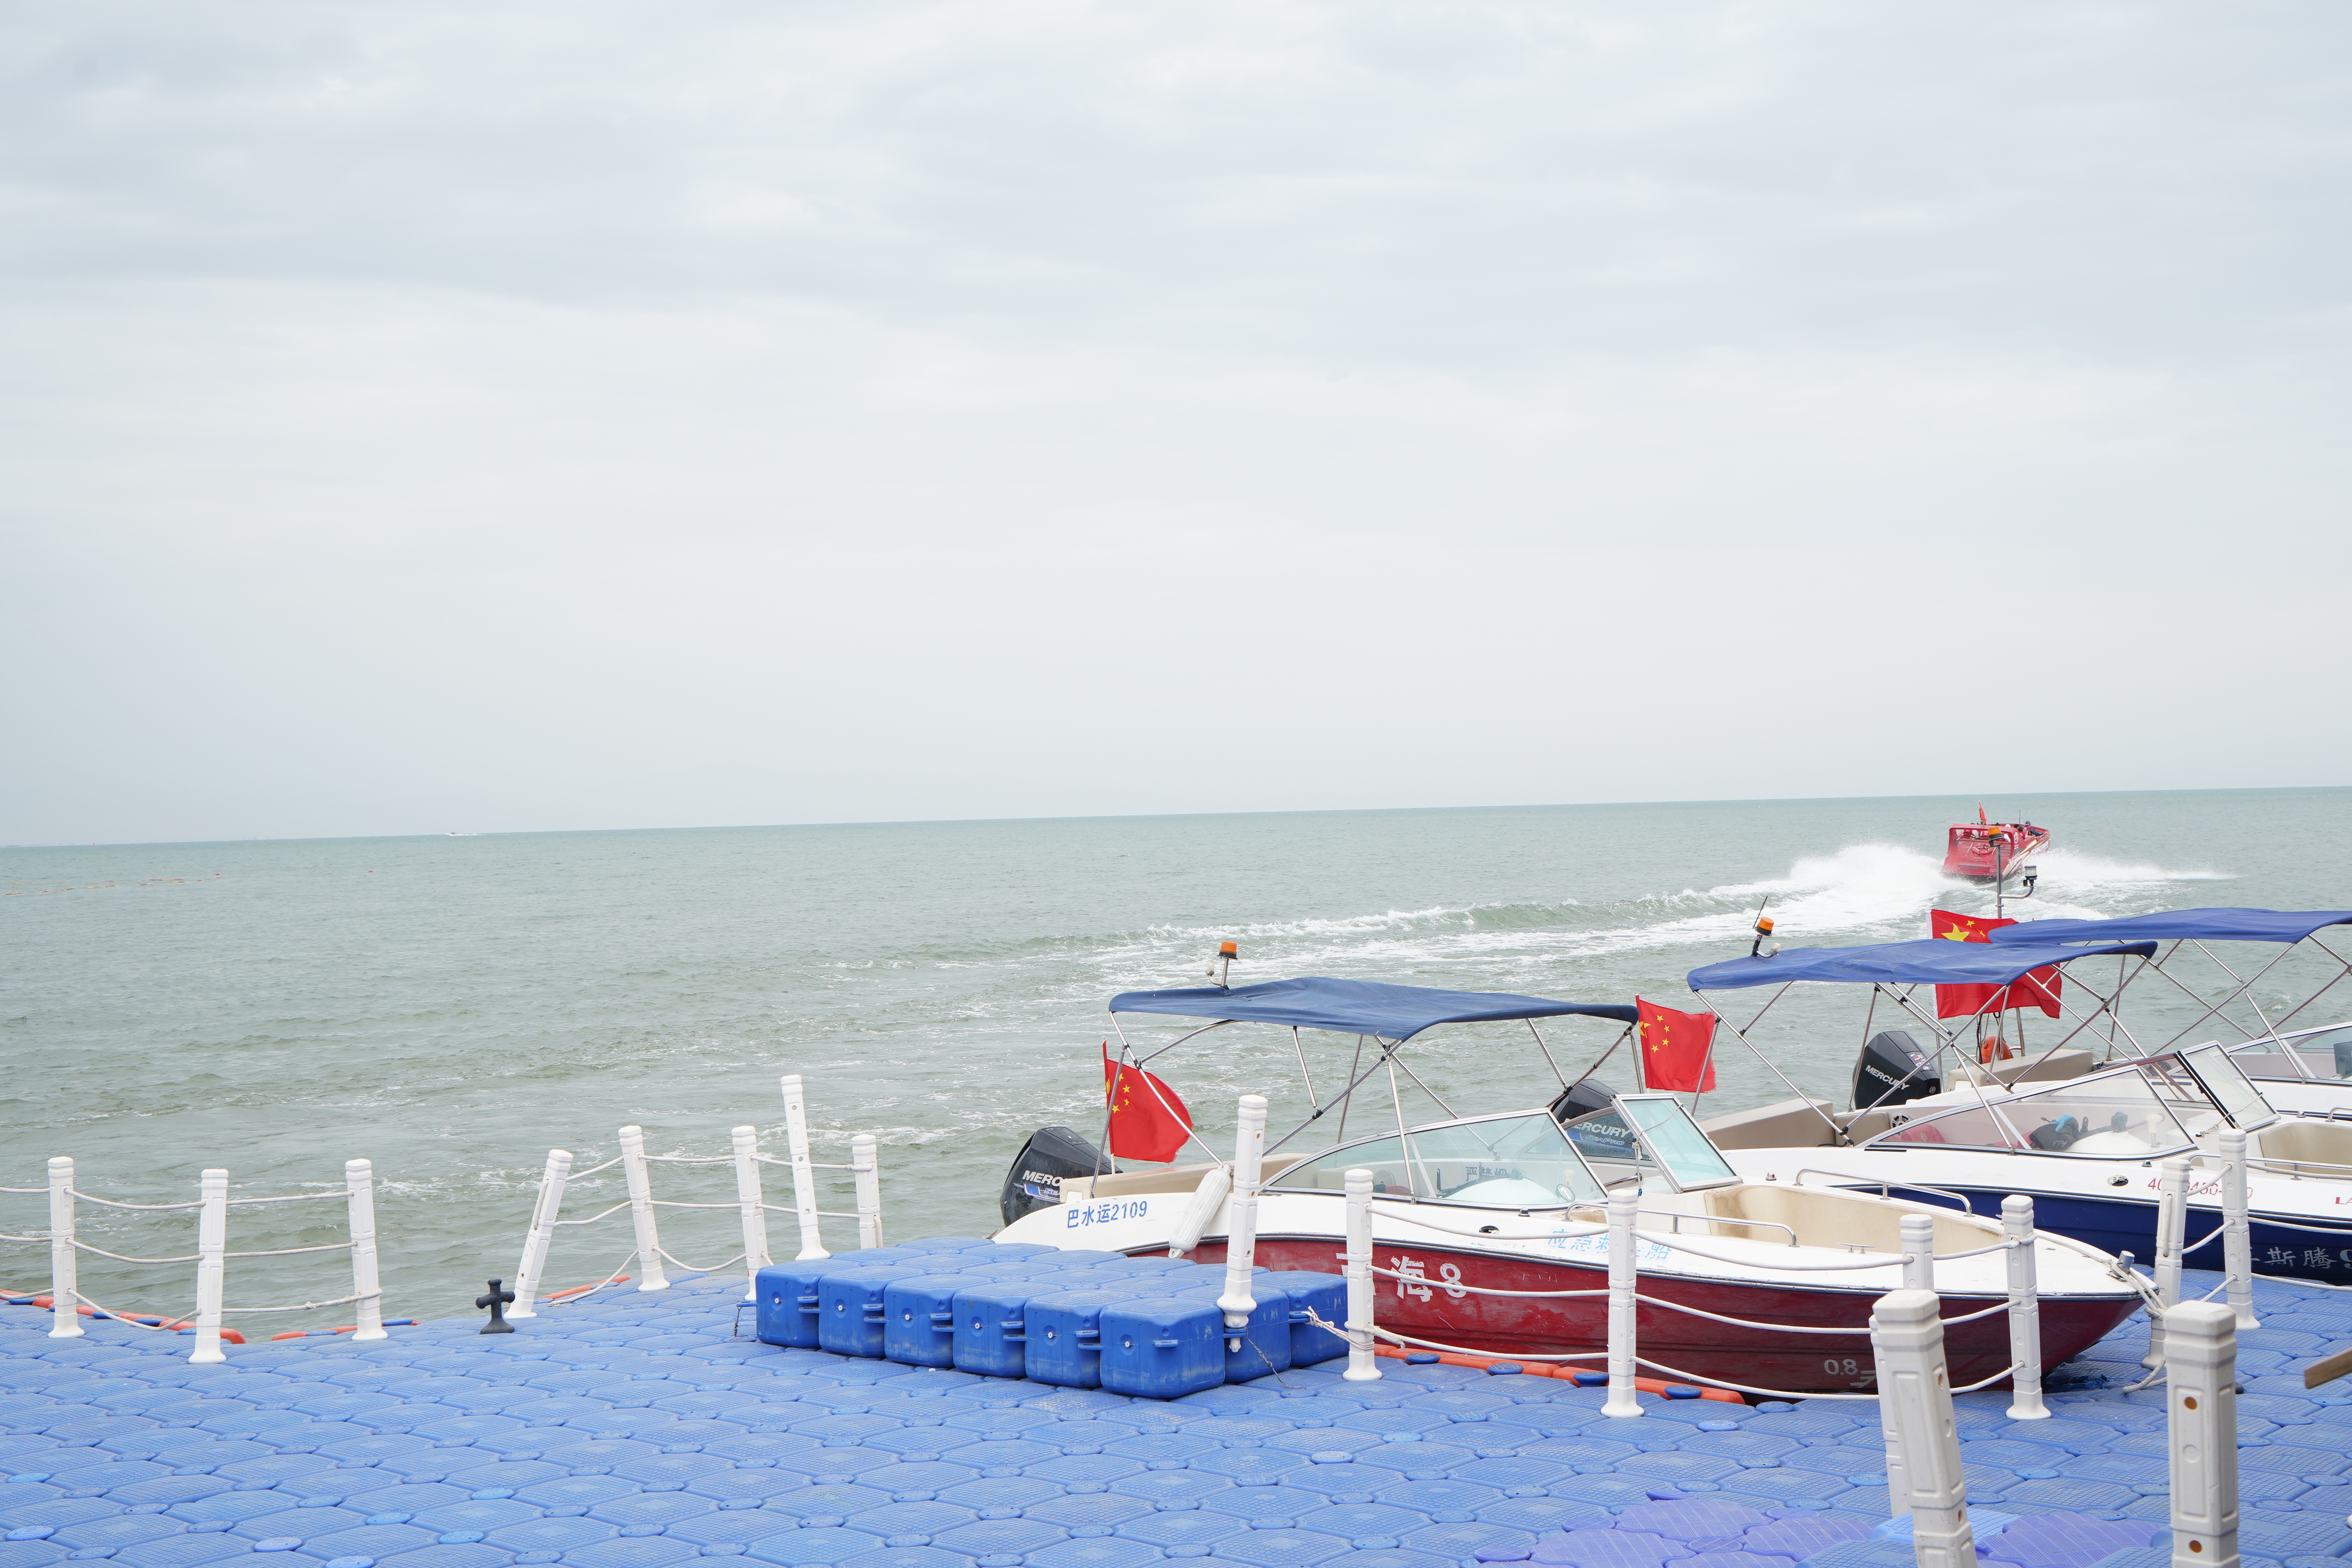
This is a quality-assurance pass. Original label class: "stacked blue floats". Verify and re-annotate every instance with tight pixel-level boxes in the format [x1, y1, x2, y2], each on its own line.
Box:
[753, 1238, 1348, 1398]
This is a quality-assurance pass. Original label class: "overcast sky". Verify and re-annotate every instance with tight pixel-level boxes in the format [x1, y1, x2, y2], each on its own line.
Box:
[4, 1, 2347, 845]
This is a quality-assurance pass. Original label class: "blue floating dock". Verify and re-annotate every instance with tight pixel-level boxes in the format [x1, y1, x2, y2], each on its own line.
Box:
[4, 1263, 2351, 1568]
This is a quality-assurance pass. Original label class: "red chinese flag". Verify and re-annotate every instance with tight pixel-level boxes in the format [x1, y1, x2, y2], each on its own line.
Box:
[1637, 998, 1717, 1093]
[1930, 910, 2062, 1020]
[1102, 1044, 1194, 1164]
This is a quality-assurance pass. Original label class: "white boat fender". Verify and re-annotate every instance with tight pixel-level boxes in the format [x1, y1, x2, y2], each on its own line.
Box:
[1168, 1165, 1233, 1257]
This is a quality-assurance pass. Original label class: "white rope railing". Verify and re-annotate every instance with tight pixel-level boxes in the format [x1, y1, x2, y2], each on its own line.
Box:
[67, 1289, 193, 1332]
[1356, 1260, 2011, 1337]
[507, 1075, 889, 1318]
[223, 1190, 354, 1207]
[657, 1247, 748, 1275]
[68, 1243, 204, 1265]
[3, 1155, 389, 1360]
[533, 1248, 639, 1308]
[1301, 1305, 1604, 1361]
[65, 1191, 207, 1211]
[220, 1292, 374, 1315]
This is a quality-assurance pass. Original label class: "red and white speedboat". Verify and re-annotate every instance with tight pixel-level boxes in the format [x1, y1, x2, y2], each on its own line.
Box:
[997, 974, 2141, 1396]
[1945, 806, 2051, 884]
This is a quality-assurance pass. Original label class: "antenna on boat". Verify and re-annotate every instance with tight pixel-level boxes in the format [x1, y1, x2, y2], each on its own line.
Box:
[1749, 900, 1778, 959]
[1207, 940, 1237, 988]
[1991, 825, 2010, 919]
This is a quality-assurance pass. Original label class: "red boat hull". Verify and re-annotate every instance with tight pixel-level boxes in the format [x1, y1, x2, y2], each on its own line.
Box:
[1183, 1234, 2134, 1397]
[1944, 822, 2051, 883]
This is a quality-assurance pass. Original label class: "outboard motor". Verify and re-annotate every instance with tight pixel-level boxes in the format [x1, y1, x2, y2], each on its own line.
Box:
[1549, 1076, 1639, 1164]
[1000, 1126, 1114, 1226]
[1853, 1030, 1939, 1112]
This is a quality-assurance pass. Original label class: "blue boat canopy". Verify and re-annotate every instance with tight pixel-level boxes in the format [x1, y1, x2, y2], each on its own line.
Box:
[1986, 909, 2352, 947]
[1108, 976, 1639, 1040]
[1687, 937, 2160, 992]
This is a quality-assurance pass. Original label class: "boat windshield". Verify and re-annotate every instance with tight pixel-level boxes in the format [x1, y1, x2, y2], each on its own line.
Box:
[1619, 1095, 1740, 1190]
[2180, 1045, 2279, 1130]
[2228, 1025, 2352, 1085]
[2134, 1056, 2230, 1137]
[1267, 1112, 1608, 1208]
[1871, 1071, 2194, 1157]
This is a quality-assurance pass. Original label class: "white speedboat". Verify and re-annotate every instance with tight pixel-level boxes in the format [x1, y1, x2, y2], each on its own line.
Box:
[994, 973, 2142, 1395]
[1680, 929, 2352, 1282]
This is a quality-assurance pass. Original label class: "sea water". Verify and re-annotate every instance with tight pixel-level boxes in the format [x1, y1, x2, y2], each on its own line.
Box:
[3, 786, 2344, 1328]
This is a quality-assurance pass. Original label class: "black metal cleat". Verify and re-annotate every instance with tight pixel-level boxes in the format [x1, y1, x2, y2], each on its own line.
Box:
[477, 1278, 517, 1334]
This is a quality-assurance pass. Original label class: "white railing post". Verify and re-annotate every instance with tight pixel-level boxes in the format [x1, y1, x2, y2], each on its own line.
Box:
[345, 1159, 385, 1341]
[1342, 1167, 1378, 1381]
[509, 1149, 572, 1319]
[1900, 1213, 1936, 1293]
[2217, 1131, 2259, 1331]
[780, 1074, 828, 1260]
[1873, 1288, 1976, 1568]
[1603, 1192, 1642, 1418]
[851, 1133, 884, 1249]
[618, 1126, 670, 1291]
[1219, 1095, 1268, 1344]
[2001, 1195, 2047, 1420]
[1874, 1309, 1909, 1517]
[189, 1169, 228, 1366]
[2167, 1300, 2240, 1568]
[47, 1157, 80, 1339]
[731, 1125, 770, 1301]
[1883, 1210, 1939, 1503]
[2147, 1156, 2189, 1367]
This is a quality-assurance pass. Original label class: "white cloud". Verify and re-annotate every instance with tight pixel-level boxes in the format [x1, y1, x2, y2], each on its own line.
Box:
[4, 1, 2347, 842]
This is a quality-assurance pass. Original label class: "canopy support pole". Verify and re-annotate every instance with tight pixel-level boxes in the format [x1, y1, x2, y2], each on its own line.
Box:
[2239, 935, 2352, 1041]
[1337, 1038, 1363, 1144]
[1690, 994, 1847, 1144]
[1387, 1050, 1457, 1119]
[1268, 1036, 1400, 1162]
[1387, 1057, 1423, 1196]
[1571, 1025, 1635, 1089]
[1527, 1020, 1567, 1090]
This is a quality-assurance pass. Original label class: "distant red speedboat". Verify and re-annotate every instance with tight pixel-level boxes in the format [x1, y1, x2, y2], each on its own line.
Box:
[1944, 805, 2050, 884]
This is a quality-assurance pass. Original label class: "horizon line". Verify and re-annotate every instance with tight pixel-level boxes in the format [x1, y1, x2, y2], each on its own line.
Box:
[4, 780, 2344, 854]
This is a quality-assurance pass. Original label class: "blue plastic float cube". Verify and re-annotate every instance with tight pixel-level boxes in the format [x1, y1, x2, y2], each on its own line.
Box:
[880, 1274, 973, 1367]
[1259, 1270, 1350, 1366]
[952, 1279, 1072, 1377]
[1020, 1289, 1122, 1387]
[1163, 1277, 1293, 1380]
[1092, 1255, 1191, 1275]
[1099, 1297, 1226, 1399]
[1021, 1284, 1190, 1387]
[755, 1258, 866, 1348]
[816, 1265, 935, 1357]
[955, 1260, 1062, 1282]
